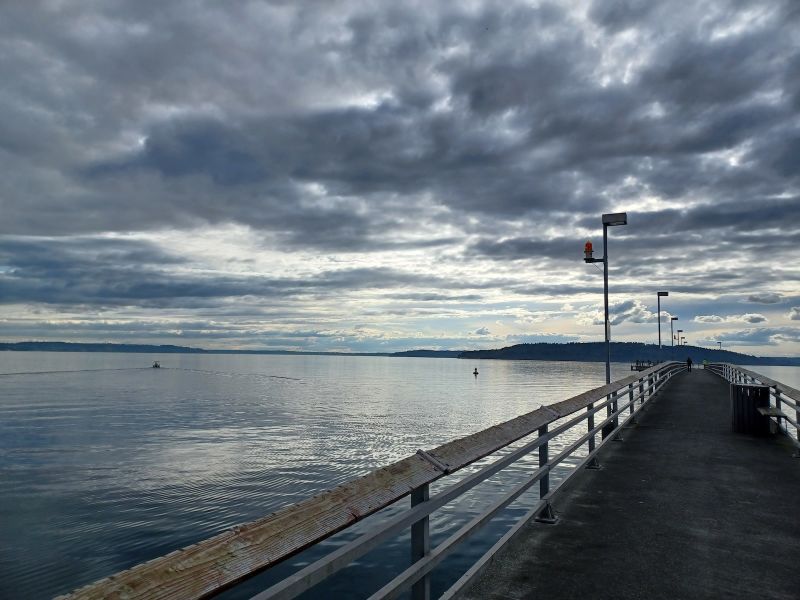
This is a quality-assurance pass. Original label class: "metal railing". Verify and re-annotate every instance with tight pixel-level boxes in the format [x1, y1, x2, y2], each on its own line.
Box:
[59, 361, 686, 600]
[706, 362, 800, 452]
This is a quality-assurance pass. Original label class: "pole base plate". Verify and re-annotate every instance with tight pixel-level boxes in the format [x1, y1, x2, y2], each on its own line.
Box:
[535, 502, 558, 524]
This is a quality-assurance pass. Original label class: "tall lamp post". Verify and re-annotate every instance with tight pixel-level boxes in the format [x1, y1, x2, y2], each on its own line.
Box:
[718, 341, 722, 350]
[670, 317, 679, 347]
[657, 291, 669, 349]
[676, 329, 683, 346]
[584, 212, 628, 384]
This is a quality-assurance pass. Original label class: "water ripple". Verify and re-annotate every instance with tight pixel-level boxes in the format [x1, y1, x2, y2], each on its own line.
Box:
[0, 352, 651, 599]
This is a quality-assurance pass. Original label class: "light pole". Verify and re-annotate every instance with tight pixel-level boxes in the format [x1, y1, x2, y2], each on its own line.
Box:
[718, 341, 722, 351]
[677, 329, 683, 347]
[681, 336, 686, 346]
[584, 212, 628, 384]
[670, 317, 678, 348]
[657, 291, 669, 349]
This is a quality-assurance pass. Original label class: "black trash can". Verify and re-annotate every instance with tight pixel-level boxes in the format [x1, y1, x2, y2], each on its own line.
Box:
[730, 384, 770, 435]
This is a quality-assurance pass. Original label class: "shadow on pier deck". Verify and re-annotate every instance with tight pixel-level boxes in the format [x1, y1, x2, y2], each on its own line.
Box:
[459, 369, 800, 600]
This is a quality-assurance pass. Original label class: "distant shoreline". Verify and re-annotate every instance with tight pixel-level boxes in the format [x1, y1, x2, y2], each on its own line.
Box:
[1, 341, 798, 367]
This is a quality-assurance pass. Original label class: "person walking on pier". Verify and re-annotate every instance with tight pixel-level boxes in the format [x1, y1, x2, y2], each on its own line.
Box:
[686, 356, 693, 372]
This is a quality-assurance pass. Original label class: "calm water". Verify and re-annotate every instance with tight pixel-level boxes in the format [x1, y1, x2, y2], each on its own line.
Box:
[1, 353, 797, 599]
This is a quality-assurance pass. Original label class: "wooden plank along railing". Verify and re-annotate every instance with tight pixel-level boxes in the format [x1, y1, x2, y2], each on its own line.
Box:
[58, 361, 686, 600]
[706, 362, 800, 451]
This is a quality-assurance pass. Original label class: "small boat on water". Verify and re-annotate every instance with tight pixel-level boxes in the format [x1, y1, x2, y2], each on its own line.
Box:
[152, 361, 161, 368]
[473, 368, 479, 376]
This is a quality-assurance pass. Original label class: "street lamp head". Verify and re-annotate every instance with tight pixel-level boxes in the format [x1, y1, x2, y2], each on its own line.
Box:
[657, 291, 669, 297]
[602, 212, 628, 226]
[671, 316, 679, 321]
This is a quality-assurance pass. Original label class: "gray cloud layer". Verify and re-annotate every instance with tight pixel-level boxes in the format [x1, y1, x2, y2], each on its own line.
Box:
[1, 1, 799, 352]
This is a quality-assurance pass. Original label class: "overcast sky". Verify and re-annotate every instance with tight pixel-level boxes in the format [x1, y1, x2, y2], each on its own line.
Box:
[1, 0, 799, 356]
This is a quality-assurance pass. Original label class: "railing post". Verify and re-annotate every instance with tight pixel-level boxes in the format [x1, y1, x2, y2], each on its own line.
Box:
[602, 391, 618, 440]
[611, 390, 622, 440]
[628, 383, 635, 416]
[410, 484, 430, 600]
[586, 402, 600, 469]
[639, 377, 645, 406]
[538, 425, 549, 497]
[612, 390, 619, 430]
[794, 391, 800, 451]
[535, 424, 558, 522]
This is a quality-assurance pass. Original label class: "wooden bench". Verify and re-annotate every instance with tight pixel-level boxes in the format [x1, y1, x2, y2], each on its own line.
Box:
[756, 406, 788, 419]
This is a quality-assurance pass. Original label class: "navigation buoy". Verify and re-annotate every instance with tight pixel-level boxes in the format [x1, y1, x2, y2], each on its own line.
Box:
[473, 368, 479, 376]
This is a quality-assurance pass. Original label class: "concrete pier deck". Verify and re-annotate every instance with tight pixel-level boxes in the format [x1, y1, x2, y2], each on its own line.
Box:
[459, 369, 800, 600]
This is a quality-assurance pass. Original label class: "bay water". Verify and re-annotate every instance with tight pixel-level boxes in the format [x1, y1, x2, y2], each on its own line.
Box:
[1, 352, 796, 599]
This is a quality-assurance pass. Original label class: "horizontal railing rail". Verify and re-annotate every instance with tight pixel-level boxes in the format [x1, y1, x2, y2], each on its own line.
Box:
[59, 361, 686, 600]
[706, 362, 800, 451]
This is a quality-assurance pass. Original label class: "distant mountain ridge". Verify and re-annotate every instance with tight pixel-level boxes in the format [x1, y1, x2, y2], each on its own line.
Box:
[457, 342, 800, 366]
[0, 341, 206, 353]
[0, 340, 797, 366]
[0, 341, 387, 357]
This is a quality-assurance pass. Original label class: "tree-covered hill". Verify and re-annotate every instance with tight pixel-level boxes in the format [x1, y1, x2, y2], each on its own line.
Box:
[457, 342, 799, 366]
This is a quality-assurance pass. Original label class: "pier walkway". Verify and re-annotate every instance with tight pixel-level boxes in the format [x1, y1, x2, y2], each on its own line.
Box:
[459, 369, 800, 600]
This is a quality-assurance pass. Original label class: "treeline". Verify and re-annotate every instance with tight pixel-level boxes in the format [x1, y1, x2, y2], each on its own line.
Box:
[2, 340, 797, 366]
[0, 341, 205, 353]
[457, 342, 800, 366]
[0, 341, 388, 357]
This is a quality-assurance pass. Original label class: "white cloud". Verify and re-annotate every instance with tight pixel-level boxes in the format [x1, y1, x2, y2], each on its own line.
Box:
[714, 326, 800, 346]
[695, 315, 724, 323]
[577, 300, 657, 327]
[694, 313, 767, 324]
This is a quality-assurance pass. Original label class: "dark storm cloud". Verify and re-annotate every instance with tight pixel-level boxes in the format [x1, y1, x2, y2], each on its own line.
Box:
[711, 326, 800, 346]
[0, 318, 390, 348]
[392, 292, 484, 302]
[0, 237, 186, 273]
[1, 0, 795, 244]
[574, 199, 800, 237]
[747, 293, 783, 304]
[0, 237, 503, 308]
[467, 237, 580, 263]
[588, 0, 656, 32]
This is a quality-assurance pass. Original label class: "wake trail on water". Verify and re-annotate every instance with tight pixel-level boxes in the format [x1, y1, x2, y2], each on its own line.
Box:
[170, 367, 303, 381]
[0, 366, 303, 381]
[0, 367, 150, 376]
